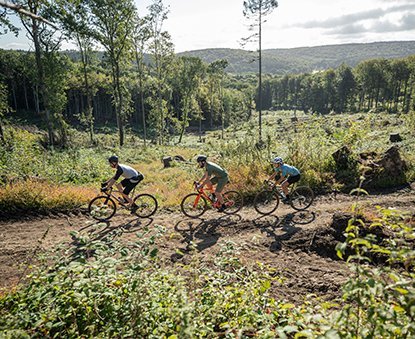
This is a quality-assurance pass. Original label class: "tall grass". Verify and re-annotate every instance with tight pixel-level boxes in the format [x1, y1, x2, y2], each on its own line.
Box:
[0, 180, 95, 217]
[1, 110, 414, 214]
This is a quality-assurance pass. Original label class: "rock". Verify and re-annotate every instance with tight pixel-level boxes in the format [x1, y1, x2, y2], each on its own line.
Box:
[330, 212, 353, 241]
[173, 155, 186, 162]
[389, 133, 402, 142]
[332, 146, 352, 170]
[378, 146, 406, 175]
[162, 156, 172, 168]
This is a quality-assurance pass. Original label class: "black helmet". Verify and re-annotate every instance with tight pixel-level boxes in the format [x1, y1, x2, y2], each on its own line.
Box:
[196, 155, 207, 163]
[108, 155, 119, 163]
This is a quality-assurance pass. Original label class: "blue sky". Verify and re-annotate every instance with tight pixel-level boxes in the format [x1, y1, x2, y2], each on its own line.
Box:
[1, 0, 415, 52]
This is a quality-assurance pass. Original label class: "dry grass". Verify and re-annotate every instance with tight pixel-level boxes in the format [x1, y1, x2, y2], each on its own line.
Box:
[0, 180, 96, 217]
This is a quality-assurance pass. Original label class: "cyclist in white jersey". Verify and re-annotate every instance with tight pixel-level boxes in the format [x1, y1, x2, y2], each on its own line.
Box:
[103, 156, 144, 210]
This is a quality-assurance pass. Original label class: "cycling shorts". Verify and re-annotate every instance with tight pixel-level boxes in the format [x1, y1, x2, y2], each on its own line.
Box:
[121, 173, 144, 195]
[211, 176, 229, 193]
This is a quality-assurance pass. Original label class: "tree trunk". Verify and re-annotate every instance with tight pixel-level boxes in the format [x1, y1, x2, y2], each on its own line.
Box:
[11, 81, 17, 110]
[135, 49, 147, 148]
[23, 79, 29, 110]
[0, 119, 5, 144]
[112, 61, 124, 146]
[258, 5, 262, 142]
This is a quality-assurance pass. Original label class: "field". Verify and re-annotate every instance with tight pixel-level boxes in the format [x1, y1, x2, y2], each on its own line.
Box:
[1, 110, 415, 337]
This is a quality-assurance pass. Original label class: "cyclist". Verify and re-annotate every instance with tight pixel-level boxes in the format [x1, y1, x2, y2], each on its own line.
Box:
[196, 155, 229, 212]
[102, 155, 144, 212]
[268, 157, 301, 203]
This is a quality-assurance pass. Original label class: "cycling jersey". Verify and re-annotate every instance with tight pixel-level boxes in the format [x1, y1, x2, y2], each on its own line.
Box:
[206, 162, 228, 178]
[113, 164, 140, 181]
[275, 164, 300, 177]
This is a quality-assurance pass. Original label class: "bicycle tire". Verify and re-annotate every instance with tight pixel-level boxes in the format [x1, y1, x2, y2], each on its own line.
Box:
[180, 193, 207, 218]
[133, 193, 158, 218]
[254, 189, 280, 215]
[222, 190, 243, 215]
[88, 195, 117, 221]
[290, 186, 314, 211]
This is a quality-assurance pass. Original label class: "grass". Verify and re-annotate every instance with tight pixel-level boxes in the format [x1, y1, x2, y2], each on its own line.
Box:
[0, 109, 414, 216]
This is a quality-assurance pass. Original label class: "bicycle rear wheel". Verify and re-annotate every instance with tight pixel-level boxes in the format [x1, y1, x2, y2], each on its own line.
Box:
[290, 186, 314, 211]
[180, 193, 207, 218]
[133, 194, 158, 218]
[222, 190, 243, 214]
[254, 189, 280, 215]
[88, 196, 117, 221]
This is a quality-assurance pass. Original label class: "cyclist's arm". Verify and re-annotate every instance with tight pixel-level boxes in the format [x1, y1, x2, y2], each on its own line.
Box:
[105, 167, 123, 188]
[105, 177, 116, 188]
[199, 171, 210, 186]
[268, 172, 277, 181]
[275, 174, 287, 185]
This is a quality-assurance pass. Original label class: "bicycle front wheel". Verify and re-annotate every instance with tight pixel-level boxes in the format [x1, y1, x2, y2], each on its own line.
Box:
[88, 196, 117, 221]
[290, 186, 314, 210]
[254, 189, 280, 215]
[133, 194, 158, 218]
[222, 190, 243, 215]
[180, 193, 207, 218]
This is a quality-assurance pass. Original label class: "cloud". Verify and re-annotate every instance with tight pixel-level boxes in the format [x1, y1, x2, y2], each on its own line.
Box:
[288, 2, 415, 40]
[326, 12, 415, 36]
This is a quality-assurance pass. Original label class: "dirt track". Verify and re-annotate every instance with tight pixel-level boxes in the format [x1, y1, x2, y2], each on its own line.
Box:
[1, 188, 414, 302]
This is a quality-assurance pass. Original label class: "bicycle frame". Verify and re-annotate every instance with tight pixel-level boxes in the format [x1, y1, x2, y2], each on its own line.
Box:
[101, 187, 133, 208]
[268, 182, 298, 197]
[192, 183, 221, 209]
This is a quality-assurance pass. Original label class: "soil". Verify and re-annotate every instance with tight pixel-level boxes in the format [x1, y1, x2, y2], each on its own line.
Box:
[1, 187, 414, 303]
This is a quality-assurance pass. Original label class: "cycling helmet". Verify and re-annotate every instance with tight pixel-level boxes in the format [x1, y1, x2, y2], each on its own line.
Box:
[196, 155, 207, 163]
[271, 156, 283, 165]
[108, 155, 119, 163]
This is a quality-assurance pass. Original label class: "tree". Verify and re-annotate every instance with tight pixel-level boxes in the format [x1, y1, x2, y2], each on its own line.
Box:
[335, 64, 356, 113]
[0, 1, 19, 36]
[55, 0, 99, 143]
[206, 59, 228, 134]
[175, 56, 205, 143]
[87, 0, 136, 146]
[242, 0, 278, 142]
[0, 81, 8, 144]
[132, 15, 151, 148]
[147, 0, 174, 145]
[15, 0, 68, 147]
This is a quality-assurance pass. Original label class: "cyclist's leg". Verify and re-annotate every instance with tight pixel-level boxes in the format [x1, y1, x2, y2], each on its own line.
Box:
[215, 177, 228, 210]
[204, 178, 214, 191]
[121, 179, 137, 205]
[115, 180, 130, 203]
[285, 174, 301, 199]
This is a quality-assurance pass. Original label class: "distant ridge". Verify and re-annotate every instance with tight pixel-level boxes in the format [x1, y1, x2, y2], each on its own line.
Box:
[178, 41, 415, 75]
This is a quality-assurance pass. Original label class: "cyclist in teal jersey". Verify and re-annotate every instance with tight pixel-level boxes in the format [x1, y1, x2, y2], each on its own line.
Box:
[196, 155, 229, 212]
[268, 157, 301, 202]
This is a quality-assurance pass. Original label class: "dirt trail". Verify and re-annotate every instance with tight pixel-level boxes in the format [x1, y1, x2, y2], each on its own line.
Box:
[1, 188, 414, 302]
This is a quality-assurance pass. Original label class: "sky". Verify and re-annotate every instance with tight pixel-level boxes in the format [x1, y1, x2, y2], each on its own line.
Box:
[1, 0, 415, 52]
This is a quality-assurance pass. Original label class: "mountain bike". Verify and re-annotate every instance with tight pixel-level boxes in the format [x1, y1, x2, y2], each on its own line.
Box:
[254, 182, 314, 215]
[88, 185, 158, 221]
[180, 181, 243, 218]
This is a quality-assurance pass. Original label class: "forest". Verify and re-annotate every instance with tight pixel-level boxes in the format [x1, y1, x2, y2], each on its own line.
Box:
[1, 0, 415, 338]
[1, 1, 415, 147]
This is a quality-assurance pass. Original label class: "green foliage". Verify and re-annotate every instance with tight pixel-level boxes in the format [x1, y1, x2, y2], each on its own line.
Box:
[336, 207, 415, 337]
[2, 206, 414, 337]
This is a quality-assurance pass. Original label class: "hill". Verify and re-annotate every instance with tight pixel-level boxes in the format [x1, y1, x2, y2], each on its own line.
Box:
[178, 40, 415, 75]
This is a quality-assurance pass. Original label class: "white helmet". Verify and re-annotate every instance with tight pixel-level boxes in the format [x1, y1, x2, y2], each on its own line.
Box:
[271, 157, 283, 165]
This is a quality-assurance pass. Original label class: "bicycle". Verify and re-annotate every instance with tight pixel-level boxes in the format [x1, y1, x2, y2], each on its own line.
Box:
[180, 181, 243, 218]
[253, 181, 314, 215]
[88, 184, 158, 221]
